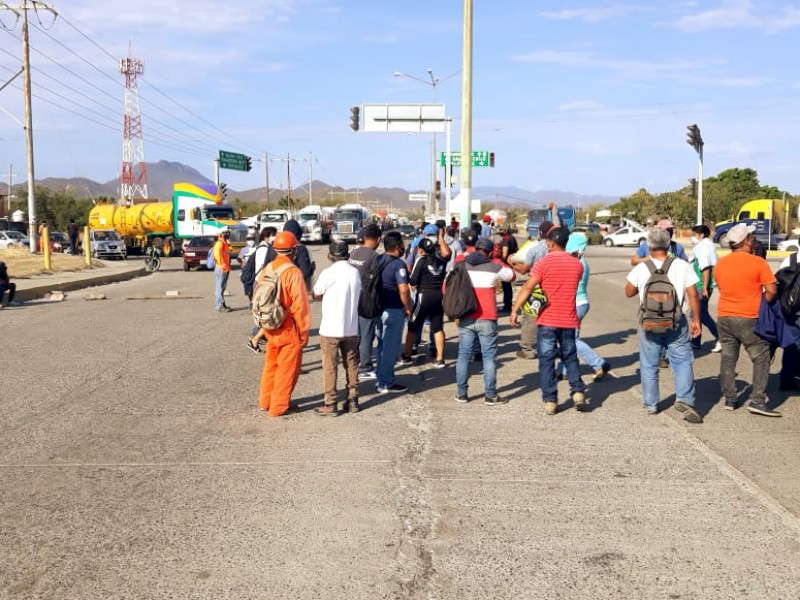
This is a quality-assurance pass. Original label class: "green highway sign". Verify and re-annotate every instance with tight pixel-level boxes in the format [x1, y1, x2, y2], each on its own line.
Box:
[440, 151, 494, 167]
[219, 150, 251, 172]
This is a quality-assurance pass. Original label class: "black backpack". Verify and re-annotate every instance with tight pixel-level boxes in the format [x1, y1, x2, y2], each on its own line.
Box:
[358, 254, 391, 319]
[240, 244, 272, 288]
[638, 256, 682, 334]
[442, 261, 478, 319]
[776, 252, 800, 322]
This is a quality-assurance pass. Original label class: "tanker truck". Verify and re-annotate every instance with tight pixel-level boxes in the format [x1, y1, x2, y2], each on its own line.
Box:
[88, 182, 248, 257]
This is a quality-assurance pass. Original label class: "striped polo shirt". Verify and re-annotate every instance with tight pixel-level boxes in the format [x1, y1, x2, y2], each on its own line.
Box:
[532, 251, 583, 328]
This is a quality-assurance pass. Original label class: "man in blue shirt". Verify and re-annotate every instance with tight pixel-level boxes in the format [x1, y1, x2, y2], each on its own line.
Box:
[631, 218, 688, 266]
[375, 231, 413, 394]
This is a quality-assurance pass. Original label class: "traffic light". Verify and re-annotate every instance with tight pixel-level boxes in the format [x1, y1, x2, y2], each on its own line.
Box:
[350, 105, 360, 131]
[220, 183, 227, 201]
[689, 178, 697, 197]
[686, 124, 703, 153]
[435, 180, 441, 200]
[489, 152, 495, 167]
[245, 156, 252, 172]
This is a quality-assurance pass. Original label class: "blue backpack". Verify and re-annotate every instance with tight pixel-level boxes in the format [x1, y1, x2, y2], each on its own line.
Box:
[206, 242, 217, 269]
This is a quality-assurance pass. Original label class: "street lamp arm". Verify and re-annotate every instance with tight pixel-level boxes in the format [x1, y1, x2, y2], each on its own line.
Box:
[434, 69, 461, 86]
[393, 71, 432, 86]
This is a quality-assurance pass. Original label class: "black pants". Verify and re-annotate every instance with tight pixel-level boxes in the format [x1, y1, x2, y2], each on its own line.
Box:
[502, 281, 513, 311]
[0, 282, 16, 305]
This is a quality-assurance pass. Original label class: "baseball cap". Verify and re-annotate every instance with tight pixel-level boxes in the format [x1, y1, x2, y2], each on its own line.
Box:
[475, 238, 494, 254]
[356, 229, 366, 243]
[460, 228, 478, 247]
[423, 223, 439, 235]
[219, 227, 229, 235]
[547, 226, 570, 248]
[418, 237, 435, 254]
[726, 223, 756, 247]
[328, 240, 350, 259]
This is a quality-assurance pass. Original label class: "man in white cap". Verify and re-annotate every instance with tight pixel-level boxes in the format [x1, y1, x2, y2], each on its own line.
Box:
[212, 227, 232, 312]
[714, 223, 779, 416]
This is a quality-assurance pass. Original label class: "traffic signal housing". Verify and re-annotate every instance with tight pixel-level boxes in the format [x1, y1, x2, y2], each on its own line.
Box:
[686, 124, 703, 153]
[350, 105, 360, 131]
[245, 156, 252, 172]
[489, 152, 495, 167]
[220, 183, 228, 201]
[435, 180, 441, 200]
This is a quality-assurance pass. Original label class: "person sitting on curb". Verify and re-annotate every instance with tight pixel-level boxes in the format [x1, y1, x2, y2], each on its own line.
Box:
[0, 261, 17, 308]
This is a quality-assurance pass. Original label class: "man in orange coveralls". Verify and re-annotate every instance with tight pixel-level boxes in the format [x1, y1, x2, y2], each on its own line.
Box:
[258, 231, 311, 417]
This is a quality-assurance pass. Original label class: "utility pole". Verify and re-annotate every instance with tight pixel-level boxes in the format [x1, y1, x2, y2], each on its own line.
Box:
[6, 164, 14, 216]
[459, 0, 473, 230]
[686, 124, 704, 225]
[1, 1, 56, 252]
[264, 152, 269, 211]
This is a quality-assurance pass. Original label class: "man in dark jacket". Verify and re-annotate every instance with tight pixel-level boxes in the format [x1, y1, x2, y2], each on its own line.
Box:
[283, 219, 316, 290]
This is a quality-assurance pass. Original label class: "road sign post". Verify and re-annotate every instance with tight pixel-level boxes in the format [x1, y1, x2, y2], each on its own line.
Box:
[219, 150, 251, 172]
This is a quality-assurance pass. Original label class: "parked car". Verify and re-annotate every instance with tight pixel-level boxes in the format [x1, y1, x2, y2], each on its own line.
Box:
[777, 234, 799, 253]
[49, 231, 71, 253]
[88, 229, 127, 260]
[182, 235, 217, 270]
[388, 224, 418, 240]
[0, 230, 30, 250]
[572, 224, 603, 245]
[602, 224, 648, 247]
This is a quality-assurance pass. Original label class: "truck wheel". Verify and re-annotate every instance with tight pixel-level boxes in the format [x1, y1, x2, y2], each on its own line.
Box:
[718, 233, 728, 247]
[183, 261, 190, 271]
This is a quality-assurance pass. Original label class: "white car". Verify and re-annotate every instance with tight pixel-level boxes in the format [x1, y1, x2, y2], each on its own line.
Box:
[0, 230, 30, 250]
[778, 235, 799, 253]
[602, 224, 648, 247]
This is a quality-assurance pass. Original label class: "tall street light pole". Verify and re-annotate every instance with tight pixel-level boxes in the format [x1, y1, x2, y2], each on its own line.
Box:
[394, 68, 459, 217]
[459, 0, 474, 231]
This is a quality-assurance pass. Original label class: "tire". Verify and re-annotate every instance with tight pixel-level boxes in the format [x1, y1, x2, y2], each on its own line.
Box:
[183, 261, 190, 271]
[718, 233, 728, 247]
[603, 238, 614, 247]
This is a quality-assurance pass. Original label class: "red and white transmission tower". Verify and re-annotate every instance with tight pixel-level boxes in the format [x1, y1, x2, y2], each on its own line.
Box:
[119, 52, 148, 201]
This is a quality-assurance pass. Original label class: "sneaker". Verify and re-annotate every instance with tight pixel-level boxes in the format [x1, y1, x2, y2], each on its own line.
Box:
[674, 400, 703, 423]
[314, 405, 339, 417]
[397, 355, 414, 366]
[432, 359, 446, 369]
[645, 406, 658, 415]
[484, 395, 508, 406]
[358, 371, 377, 381]
[572, 391, 587, 411]
[377, 383, 408, 394]
[544, 401, 558, 415]
[724, 399, 737, 411]
[746, 401, 782, 417]
[659, 357, 669, 368]
[246, 339, 262, 354]
[454, 393, 468, 403]
[216, 306, 232, 313]
[711, 341, 722, 353]
[593, 362, 610, 382]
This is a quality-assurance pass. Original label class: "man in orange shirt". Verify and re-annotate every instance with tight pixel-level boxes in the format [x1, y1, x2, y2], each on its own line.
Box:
[258, 231, 311, 417]
[213, 228, 232, 312]
[715, 224, 779, 416]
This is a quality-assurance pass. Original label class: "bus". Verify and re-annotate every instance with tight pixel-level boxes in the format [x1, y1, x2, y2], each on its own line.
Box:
[525, 206, 576, 238]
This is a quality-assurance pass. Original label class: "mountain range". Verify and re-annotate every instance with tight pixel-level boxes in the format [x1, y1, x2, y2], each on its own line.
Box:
[1, 160, 620, 211]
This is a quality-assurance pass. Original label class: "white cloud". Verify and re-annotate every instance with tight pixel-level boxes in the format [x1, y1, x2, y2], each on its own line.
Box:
[557, 100, 606, 111]
[671, 0, 800, 33]
[540, 4, 649, 23]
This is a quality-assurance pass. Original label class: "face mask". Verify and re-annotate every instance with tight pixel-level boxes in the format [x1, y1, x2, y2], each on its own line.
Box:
[691, 236, 699, 245]
[269, 236, 276, 244]
[246, 240, 255, 247]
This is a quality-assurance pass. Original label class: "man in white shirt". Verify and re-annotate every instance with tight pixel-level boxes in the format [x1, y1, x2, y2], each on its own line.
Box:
[312, 241, 362, 415]
[689, 224, 721, 352]
[625, 227, 703, 422]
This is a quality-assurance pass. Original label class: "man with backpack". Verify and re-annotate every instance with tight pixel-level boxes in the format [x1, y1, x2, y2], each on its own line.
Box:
[257, 231, 311, 417]
[715, 223, 779, 416]
[348, 224, 383, 380]
[624, 227, 703, 422]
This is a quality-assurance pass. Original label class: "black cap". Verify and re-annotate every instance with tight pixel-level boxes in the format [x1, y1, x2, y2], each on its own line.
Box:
[547, 226, 569, 248]
[475, 238, 494, 254]
[356, 229, 366, 243]
[418, 238, 435, 254]
[329, 240, 350, 259]
[461, 228, 478, 247]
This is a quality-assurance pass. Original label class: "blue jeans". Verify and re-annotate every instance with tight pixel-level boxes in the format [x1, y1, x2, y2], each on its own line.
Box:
[538, 326, 585, 402]
[376, 308, 405, 388]
[358, 315, 381, 372]
[692, 294, 719, 346]
[214, 268, 229, 310]
[456, 318, 498, 397]
[558, 304, 605, 375]
[639, 318, 695, 410]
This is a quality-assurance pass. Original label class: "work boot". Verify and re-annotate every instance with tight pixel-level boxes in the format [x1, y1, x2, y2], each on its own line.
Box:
[314, 404, 339, 417]
[572, 391, 587, 412]
[544, 401, 558, 415]
[347, 397, 360, 414]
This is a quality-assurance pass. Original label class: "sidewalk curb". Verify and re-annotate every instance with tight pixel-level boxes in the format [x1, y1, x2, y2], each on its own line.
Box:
[16, 267, 148, 302]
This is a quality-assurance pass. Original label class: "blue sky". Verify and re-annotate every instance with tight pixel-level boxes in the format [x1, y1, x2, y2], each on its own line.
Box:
[1, 0, 800, 200]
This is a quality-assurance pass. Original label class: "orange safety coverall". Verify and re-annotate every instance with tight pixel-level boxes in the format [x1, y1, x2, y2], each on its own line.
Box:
[258, 254, 311, 416]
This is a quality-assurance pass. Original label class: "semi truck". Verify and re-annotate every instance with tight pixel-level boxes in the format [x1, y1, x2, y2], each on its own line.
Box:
[525, 205, 576, 238]
[297, 205, 334, 243]
[712, 199, 792, 249]
[332, 204, 371, 242]
[88, 182, 248, 257]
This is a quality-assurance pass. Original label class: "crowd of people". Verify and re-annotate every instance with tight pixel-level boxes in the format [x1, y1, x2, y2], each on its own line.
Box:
[222, 212, 799, 420]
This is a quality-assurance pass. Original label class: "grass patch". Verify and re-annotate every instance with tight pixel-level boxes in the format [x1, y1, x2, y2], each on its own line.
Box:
[0, 247, 105, 278]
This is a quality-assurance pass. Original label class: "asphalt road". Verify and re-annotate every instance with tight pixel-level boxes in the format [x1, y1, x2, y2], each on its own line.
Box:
[1, 244, 799, 599]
